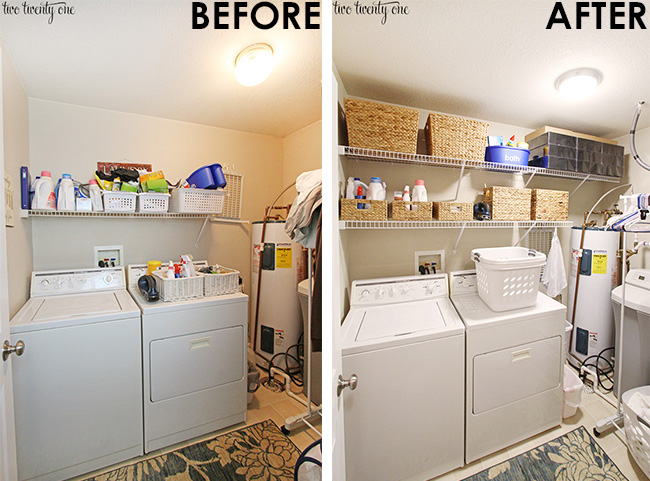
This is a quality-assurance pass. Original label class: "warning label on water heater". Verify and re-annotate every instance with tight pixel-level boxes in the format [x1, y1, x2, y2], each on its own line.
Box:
[276, 243, 292, 268]
[592, 250, 608, 274]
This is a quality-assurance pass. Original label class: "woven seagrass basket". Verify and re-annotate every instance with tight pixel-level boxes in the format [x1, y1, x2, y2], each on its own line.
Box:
[425, 113, 489, 161]
[433, 202, 473, 221]
[392, 201, 433, 221]
[344, 98, 419, 154]
[483, 186, 532, 221]
[531, 189, 569, 221]
[340, 199, 388, 221]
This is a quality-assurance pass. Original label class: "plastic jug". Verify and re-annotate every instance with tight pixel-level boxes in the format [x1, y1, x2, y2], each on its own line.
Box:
[31, 171, 56, 210]
[367, 177, 386, 200]
[88, 179, 103, 212]
[412, 179, 428, 202]
[57, 174, 76, 211]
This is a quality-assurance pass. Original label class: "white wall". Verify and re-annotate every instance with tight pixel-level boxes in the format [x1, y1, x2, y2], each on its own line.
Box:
[27, 99, 286, 296]
[615, 126, 650, 269]
[282, 120, 322, 204]
[2, 39, 32, 317]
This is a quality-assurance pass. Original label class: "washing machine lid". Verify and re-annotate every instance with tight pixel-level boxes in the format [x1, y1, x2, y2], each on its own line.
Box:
[341, 298, 464, 355]
[11, 290, 139, 333]
[451, 292, 566, 331]
[612, 283, 650, 315]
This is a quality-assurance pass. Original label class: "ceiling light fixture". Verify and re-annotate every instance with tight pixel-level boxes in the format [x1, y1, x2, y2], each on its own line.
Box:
[234, 43, 274, 87]
[555, 68, 603, 99]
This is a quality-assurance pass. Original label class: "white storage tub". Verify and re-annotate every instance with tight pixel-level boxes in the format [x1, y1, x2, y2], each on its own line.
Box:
[472, 247, 546, 312]
[623, 385, 650, 479]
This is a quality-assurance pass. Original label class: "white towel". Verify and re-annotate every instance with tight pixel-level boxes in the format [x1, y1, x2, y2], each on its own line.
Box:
[542, 228, 567, 298]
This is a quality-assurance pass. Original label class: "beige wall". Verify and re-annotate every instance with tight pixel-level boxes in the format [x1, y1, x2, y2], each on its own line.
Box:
[2, 39, 32, 318]
[337, 93, 618, 308]
[27, 99, 286, 297]
[281, 120, 322, 205]
[615, 126, 650, 269]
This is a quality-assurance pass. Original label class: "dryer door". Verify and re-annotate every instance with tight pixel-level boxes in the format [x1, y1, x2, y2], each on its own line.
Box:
[473, 336, 562, 414]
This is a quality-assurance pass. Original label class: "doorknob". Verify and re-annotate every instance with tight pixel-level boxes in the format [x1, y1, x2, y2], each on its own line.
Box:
[337, 374, 358, 397]
[2, 340, 25, 361]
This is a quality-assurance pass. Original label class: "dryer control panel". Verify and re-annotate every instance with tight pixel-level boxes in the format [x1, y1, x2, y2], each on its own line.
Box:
[31, 267, 125, 297]
[449, 270, 478, 296]
[351, 273, 448, 307]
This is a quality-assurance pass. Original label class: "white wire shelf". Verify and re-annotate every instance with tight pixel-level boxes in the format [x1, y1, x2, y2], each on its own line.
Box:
[339, 220, 574, 230]
[21, 209, 244, 220]
[339, 145, 621, 183]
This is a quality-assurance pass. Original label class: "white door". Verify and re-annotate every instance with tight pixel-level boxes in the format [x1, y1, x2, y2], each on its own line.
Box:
[330, 72, 347, 481]
[0, 46, 19, 481]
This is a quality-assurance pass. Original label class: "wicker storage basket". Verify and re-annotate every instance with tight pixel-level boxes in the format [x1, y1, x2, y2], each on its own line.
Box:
[392, 201, 433, 221]
[484, 186, 532, 221]
[202, 268, 240, 296]
[152, 271, 203, 302]
[433, 202, 473, 221]
[425, 113, 489, 161]
[344, 98, 419, 154]
[531, 189, 569, 221]
[340, 199, 388, 221]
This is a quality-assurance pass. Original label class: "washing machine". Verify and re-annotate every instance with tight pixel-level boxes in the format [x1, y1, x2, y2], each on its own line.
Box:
[341, 274, 465, 481]
[10, 267, 143, 481]
[450, 270, 565, 463]
[611, 269, 650, 394]
[127, 264, 249, 453]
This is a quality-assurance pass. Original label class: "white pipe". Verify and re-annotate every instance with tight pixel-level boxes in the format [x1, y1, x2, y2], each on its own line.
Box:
[270, 367, 308, 407]
[616, 231, 627, 414]
[630, 101, 650, 172]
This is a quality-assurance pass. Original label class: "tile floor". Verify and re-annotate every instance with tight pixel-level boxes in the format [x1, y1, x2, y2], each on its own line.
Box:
[69, 383, 321, 480]
[433, 366, 650, 481]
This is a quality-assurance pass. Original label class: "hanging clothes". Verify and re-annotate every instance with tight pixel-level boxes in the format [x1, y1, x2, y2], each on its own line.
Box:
[285, 169, 322, 249]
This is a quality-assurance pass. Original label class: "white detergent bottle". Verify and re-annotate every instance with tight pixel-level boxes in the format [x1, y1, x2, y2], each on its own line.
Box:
[412, 179, 428, 211]
[403, 185, 411, 211]
[346, 177, 355, 199]
[57, 174, 76, 211]
[88, 179, 104, 212]
[31, 171, 56, 210]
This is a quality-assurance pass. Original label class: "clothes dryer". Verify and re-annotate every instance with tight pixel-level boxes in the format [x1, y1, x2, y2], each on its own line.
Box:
[341, 274, 465, 481]
[450, 271, 565, 463]
[127, 264, 248, 453]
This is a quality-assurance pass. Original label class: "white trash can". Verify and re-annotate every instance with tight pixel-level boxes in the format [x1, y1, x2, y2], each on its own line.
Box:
[563, 365, 583, 418]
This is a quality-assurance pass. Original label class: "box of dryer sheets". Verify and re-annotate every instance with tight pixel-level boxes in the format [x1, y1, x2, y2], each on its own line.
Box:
[483, 186, 531, 221]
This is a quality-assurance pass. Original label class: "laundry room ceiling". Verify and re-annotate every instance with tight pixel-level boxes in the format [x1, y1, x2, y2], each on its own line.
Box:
[0, 1, 321, 138]
[334, 0, 650, 139]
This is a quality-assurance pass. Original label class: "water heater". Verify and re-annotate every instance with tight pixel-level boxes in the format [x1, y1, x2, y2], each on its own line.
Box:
[568, 227, 619, 367]
[251, 221, 305, 369]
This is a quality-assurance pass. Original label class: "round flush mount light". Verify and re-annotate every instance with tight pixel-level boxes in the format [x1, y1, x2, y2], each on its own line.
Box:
[235, 43, 274, 87]
[555, 68, 603, 99]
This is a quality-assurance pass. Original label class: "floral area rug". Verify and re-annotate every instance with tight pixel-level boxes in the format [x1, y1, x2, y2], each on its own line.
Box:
[85, 420, 300, 481]
[462, 426, 628, 481]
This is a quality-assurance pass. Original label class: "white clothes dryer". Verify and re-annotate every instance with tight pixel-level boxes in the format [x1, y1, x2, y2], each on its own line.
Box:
[450, 271, 566, 463]
[127, 264, 249, 453]
[10, 267, 143, 481]
[341, 274, 465, 481]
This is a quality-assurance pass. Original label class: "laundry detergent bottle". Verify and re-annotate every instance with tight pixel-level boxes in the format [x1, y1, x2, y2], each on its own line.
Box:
[56, 174, 76, 211]
[88, 179, 103, 212]
[31, 171, 56, 210]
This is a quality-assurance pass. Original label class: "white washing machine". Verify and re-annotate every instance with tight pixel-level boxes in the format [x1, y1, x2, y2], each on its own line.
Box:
[450, 271, 565, 463]
[127, 264, 249, 453]
[10, 267, 143, 481]
[341, 274, 465, 481]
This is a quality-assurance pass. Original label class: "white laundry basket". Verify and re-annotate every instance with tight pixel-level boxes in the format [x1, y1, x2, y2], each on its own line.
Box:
[623, 385, 650, 479]
[472, 247, 546, 312]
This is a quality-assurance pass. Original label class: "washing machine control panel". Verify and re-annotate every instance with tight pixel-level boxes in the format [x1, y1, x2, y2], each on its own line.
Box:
[351, 274, 448, 306]
[627, 269, 650, 290]
[31, 267, 125, 297]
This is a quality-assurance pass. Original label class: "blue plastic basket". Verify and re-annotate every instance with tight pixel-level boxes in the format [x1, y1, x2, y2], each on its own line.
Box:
[187, 166, 215, 189]
[485, 146, 530, 166]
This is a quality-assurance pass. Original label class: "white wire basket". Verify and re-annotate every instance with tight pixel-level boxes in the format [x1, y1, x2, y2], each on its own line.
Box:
[623, 385, 650, 479]
[169, 188, 225, 214]
[137, 192, 170, 213]
[102, 191, 137, 212]
[202, 268, 240, 296]
[472, 246, 546, 312]
[152, 271, 204, 302]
